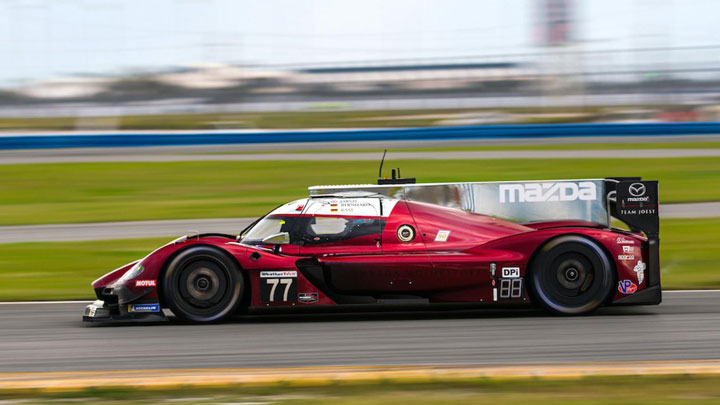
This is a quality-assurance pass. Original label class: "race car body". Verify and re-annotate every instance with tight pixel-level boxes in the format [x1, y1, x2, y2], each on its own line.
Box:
[84, 177, 660, 323]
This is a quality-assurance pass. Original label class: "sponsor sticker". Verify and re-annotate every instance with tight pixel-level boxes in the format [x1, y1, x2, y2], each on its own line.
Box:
[434, 230, 451, 242]
[616, 236, 635, 244]
[618, 255, 635, 261]
[628, 182, 646, 197]
[501, 267, 520, 278]
[298, 292, 319, 304]
[616, 181, 659, 234]
[499, 182, 597, 203]
[626, 182, 649, 202]
[260, 276, 297, 302]
[87, 306, 97, 317]
[329, 199, 376, 214]
[135, 279, 157, 287]
[128, 303, 160, 313]
[260, 271, 297, 278]
[634, 260, 646, 284]
[622, 246, 633, 253]
[618, 280, 637, 294]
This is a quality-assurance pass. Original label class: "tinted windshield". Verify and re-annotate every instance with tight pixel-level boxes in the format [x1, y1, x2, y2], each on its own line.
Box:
[301, 217, 383, 245]
[241, 215, 384, 246]
[241, 216, 295, 245]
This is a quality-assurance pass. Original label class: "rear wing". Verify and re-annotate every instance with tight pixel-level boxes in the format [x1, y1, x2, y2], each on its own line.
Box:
[605, 178, 659, 237]
[310, 178, 658, 233]
[309, 177, 660, 289]
[605, 178, 660, 290]
[310, 177, 660, 289]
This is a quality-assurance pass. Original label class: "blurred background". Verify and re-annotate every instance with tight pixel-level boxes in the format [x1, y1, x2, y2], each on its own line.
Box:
[1, 0, 720, 129]
[1, 0, 719, 321]
[2, 2, 720, 403]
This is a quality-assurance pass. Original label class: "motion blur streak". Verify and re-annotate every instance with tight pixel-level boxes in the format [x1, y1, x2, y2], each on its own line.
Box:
[0, 291, 718, 373]
[0, 202, 715, 243]
[2, 149, 720, 165]
[4, 360, 720, 390]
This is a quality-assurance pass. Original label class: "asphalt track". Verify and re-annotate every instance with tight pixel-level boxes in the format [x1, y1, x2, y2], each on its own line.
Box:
[0, 291, 718, 373]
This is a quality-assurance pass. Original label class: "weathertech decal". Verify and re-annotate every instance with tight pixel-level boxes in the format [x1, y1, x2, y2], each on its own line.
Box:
[260, 271, 297, 278]
[134, 280, 156, 287]
[499, 182, 597, 203]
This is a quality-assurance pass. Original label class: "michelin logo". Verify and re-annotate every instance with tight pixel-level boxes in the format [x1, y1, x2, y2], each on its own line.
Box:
[128, 303, 160, 313]
[499, 182, 597, 203]
[634, 260, 646, 284]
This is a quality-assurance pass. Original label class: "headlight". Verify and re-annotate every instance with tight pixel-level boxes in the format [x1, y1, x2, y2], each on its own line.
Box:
[118, 262, 144, 283]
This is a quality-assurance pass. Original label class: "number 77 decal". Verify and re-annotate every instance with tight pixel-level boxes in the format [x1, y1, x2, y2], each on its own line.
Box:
[261, 277, 297, 302]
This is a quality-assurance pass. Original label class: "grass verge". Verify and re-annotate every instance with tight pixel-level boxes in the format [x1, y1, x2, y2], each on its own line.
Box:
[0, 218, 717, 301]
[0, 237, 168, 301]
[1, 374, 720, 404]
[2, 157, 720, 225]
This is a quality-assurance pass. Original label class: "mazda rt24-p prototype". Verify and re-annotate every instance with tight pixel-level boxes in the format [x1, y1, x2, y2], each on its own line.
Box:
[84, 175, 660, 323]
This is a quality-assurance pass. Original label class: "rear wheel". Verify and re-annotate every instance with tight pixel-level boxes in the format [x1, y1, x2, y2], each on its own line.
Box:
[162, 246, 243, 323]
[529, 236, 614, 315]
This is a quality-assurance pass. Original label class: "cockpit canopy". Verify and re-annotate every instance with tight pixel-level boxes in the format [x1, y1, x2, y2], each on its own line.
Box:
[240, 198, 395, 246]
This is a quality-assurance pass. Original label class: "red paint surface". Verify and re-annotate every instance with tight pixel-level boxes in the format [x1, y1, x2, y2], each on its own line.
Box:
[91, 199, 656, 311]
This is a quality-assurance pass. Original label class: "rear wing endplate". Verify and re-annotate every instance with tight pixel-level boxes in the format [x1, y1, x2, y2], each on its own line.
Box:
[605, 178, 660, 290]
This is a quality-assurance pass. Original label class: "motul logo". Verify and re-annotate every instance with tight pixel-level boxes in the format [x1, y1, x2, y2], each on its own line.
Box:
[499, 182, 597, 203]
[135, 280, 157, 287]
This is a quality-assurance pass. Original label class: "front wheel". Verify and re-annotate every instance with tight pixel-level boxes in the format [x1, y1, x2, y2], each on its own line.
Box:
[162, 246, 243, 323]
[529, 236, 614, 315]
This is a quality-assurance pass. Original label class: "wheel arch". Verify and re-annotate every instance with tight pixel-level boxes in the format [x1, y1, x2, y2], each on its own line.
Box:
[157, 243, 249, 310]
[526, 232, 617, 310]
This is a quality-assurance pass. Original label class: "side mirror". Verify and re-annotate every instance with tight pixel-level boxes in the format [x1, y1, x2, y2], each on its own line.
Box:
[261, 232, 290, 245]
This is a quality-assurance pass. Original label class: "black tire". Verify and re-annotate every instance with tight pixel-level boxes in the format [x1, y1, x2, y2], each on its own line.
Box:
[529, 236, 614, 315]
[162, 246, 243, 323]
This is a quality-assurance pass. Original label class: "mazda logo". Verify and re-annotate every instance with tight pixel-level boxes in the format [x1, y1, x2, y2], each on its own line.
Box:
[628, 183, 646, 197]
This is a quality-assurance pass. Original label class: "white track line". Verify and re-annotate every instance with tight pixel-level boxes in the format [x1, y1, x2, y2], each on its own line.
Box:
[0, 300, 92, 305]
[664, 290, 720, 293]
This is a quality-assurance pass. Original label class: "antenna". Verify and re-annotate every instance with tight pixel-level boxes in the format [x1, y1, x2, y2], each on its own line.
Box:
[378, 149, 387, 179]
[376, 149, 416, 185]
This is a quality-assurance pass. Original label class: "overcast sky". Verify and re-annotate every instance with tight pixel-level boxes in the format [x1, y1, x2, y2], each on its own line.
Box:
[0, 0, 718, 86]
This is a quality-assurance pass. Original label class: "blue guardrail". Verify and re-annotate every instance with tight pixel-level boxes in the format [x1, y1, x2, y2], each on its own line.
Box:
[1, 122, 720, 150]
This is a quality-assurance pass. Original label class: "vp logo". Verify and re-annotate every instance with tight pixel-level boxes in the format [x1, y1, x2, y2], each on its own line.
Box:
[628, 183, 646, 197]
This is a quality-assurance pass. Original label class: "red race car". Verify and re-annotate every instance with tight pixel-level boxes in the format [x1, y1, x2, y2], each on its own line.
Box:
[84, 175, 660, 323]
